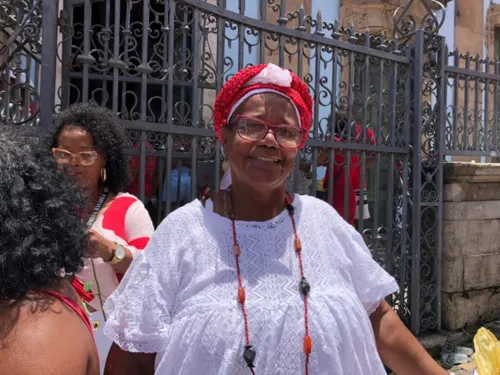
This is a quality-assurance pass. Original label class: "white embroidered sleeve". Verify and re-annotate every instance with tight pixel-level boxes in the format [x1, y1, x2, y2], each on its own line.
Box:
[104, 218, 179, 353]
[346, 227, 399, 315]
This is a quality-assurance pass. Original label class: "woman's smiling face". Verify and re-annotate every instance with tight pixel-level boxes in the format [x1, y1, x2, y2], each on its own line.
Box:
[221, 92, 300, 190]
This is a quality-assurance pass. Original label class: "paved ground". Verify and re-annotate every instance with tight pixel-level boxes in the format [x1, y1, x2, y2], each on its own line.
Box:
[448, 320, 500, 375]
[390, 320, 500, 375]
[389, 359, 476, 374]
[449, 362, 476, 375]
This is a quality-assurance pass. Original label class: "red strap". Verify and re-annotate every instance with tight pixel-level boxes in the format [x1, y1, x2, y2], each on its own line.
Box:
[39, 289, 94, 338]
[128, 237, 149, 250]
[71, 277, 95, 303]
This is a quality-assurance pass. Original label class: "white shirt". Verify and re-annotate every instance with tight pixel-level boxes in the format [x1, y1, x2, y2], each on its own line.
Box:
[104, 195, 398, 374]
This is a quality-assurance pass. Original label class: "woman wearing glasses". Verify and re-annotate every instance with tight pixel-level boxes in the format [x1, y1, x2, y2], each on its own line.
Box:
[103, 64, 447, 375]
[50, 102, 154, 373]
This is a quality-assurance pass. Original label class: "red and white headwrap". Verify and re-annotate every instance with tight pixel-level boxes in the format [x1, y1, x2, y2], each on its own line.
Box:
[214, 63, 313, 149]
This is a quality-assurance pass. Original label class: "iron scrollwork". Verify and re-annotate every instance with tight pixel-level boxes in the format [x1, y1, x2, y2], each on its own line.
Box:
[54, 0, 431, 334]
[393, 0, 446, 39]
[0, 0, 457, 334]
[412, 31, 444, 333]
[0, 0, 42, 127]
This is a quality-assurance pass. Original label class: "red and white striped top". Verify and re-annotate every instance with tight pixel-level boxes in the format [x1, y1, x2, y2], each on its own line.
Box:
[76, 193, 154, 311]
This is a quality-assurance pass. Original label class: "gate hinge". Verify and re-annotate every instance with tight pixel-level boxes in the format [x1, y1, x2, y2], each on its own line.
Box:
[58, 9, 69, 30]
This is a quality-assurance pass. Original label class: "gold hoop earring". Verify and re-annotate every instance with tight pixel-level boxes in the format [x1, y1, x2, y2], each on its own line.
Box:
[100, 168, 107, 183]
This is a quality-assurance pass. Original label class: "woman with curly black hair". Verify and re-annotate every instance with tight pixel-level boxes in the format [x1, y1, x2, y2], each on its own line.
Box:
[50, 102, 154, 372]
[0, 130, 99, 374]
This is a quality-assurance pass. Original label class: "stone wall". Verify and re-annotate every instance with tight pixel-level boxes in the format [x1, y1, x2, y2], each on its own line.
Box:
[442, 162, 500, 331]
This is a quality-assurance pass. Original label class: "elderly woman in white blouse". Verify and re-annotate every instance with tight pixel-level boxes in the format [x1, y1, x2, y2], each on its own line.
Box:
[103, 64, 448, 375]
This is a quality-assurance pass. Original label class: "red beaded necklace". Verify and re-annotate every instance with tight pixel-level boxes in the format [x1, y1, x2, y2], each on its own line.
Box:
[225, 187, 312, 375]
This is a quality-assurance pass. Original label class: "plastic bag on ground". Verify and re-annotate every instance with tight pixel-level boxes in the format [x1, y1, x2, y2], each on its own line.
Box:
[473, 327, 500, 375]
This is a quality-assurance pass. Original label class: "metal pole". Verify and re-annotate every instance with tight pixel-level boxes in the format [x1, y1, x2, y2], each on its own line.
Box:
[40, 0, 58, 135]
[435, 35, 446, 331]
[410, 29, 424, 335]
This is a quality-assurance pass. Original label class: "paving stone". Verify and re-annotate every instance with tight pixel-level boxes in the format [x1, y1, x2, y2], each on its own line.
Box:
[450, 361, 476, 375]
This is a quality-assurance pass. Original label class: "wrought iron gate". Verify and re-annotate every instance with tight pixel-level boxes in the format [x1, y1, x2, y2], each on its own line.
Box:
[1, 0, 450, 335]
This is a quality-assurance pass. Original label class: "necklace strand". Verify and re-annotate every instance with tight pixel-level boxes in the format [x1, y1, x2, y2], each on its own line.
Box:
[79, 187, 108, 320]
[225, 187, 312, 374]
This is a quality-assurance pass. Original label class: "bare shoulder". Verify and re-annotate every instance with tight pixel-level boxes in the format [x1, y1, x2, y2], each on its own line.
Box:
[0, 288, 99, 375]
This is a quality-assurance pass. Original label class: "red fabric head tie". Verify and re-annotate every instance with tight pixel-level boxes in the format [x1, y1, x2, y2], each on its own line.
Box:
[214, 64, 313, 149]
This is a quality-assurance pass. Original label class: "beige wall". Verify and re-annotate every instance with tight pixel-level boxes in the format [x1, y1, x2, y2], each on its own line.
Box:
[54, 0, 65, 108]
[455, 0, 484, 56]
[448, 0, 500, 307]
[339, 0, 444, 37]
[442, 162, 500, 330]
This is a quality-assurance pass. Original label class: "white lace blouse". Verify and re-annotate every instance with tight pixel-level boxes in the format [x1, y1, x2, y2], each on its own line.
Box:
[104, 195, 398, 375]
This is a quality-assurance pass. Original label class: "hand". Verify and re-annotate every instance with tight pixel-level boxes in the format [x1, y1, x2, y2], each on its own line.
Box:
[88, 229, 114, 261]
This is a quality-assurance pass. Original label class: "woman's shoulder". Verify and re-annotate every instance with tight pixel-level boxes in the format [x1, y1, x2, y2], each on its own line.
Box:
[158, 200, 204, 228]
[296, 194, 343, 218]
[106, 192, 147, 214]
[0, 286, 98, 374]
[152, 200, 205, 237]
[114, 192, 141, 203]
[99, 193, 154, 238]
[295, 194, 354, 234]
[145, 201, 206, 257]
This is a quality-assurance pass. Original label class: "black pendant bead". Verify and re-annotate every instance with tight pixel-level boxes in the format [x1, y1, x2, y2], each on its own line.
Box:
[286, 203, 294, 213]
[299, 277, 311, 296]
[243, 345, 256, 368]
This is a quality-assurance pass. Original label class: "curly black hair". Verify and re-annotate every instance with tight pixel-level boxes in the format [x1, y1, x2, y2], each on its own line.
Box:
[50, 102, 132, 194]
[0, 130, 89, 301]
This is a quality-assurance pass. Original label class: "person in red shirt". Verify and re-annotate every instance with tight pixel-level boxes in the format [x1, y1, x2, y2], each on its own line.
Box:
[127, 140, 158, 199]
[319, 117, 376, 226]
[126, 140, 160, 225]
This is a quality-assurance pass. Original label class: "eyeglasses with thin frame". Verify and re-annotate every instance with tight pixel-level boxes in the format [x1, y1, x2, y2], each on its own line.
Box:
[52, 148, 98, 166]
[231, 115, 304, 149]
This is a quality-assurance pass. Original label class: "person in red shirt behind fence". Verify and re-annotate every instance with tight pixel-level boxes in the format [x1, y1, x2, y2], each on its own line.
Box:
[319, 115, 376, 226]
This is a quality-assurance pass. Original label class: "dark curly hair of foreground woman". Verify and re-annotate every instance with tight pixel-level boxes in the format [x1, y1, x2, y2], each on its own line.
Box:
[49, 102, 132, 194]
[0, 131, 89, 301]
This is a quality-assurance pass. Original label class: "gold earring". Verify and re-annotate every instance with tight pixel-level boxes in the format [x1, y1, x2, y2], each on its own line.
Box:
[100, 168, 107, 183]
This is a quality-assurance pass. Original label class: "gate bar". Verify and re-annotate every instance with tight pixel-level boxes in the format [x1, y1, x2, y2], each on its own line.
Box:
[436, 35, 446, 331]
[40, 0, 58, 135]
[410, 30, 424, 335]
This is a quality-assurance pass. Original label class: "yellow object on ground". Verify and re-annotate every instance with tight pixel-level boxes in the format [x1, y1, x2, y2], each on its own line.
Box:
[473, 327, 500, 375]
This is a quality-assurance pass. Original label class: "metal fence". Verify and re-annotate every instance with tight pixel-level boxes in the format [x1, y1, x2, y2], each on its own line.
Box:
[0, 0, 42, 129]
[445, 49, 500, 158]
[0, 0, 468, 335]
